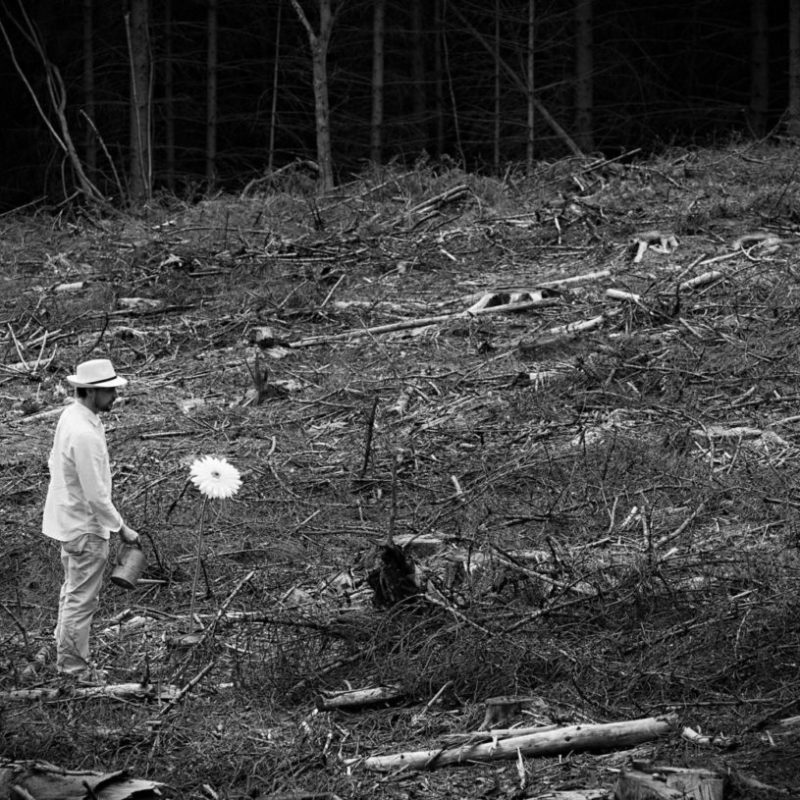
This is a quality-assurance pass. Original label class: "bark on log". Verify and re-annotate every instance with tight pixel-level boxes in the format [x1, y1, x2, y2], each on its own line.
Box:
[358, 713, 677, 771]
[289, 297, 562, 348]
[679, 271, 722, 291]
[316, 684, 404, 710]
[0, 682, 179, 704]
[606, 288, 642, 303]
[441, 723, 560, 745]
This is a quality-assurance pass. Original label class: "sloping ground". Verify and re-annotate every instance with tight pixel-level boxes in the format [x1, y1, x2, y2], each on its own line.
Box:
[1, 146, 800, 798]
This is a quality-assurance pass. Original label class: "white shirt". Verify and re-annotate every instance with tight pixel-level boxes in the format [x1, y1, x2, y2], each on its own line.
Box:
[42, 401, 123, 541]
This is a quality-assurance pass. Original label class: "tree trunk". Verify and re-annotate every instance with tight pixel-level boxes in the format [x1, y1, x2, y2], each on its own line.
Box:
[359, 714, 677, 771]
[316, 684, 403, 710]
[493, 0, 501, 173]
[290, 0, 336, 191]
[268, 1, 283, 173]
[82, 0, 96, 176]
[371, 0, 385, 165]
[788, 0, 800, 136]
[449, 3, 581, 157]
[434, 0, 445, 155]
[164, 0, 175, 191]
[127, 0, 151, 204]
[440, 3, 463, 162]
[527, 0, 535, 172]
[574, 0, 593, 152]
[206, 0, 218, 189]
[748, 0, 768, 137]
[410, 0, 427, 151]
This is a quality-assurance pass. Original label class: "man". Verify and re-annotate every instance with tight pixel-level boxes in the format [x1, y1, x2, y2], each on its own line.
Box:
[43, 358, 140, 681]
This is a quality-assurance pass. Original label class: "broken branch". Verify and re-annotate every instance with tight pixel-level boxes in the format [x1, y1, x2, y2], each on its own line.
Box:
[356, 713, 677, 771]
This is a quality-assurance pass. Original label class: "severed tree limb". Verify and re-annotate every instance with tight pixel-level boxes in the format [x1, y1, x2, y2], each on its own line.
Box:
[190, 569, 256, 648]
[289, 296, 562, 348]
[358, 396, 379, 480]
[441, 723, 561, 745]
[0, 682, 179, 704]
[316, 684, 404, 710]
[516, 313, 608, 354]
[158, 661, 214, 716]
[397, 184, 469, 223]
[355, 713, 677, 771]
[679, 271, 723, 291]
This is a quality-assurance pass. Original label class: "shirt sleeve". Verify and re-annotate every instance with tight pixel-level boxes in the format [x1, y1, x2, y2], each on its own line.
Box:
[71, 427, 123, 533]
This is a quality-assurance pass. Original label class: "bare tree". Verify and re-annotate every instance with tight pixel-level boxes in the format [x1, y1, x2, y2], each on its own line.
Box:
[0, 1, 106, 205]
[163, 0, 176, 192]
[434, 0, 445, 154]
[410, 0, 427, 151]
[574, 0, 593, 152]
[126, 0, 152, 203]
[748, 0, 768, 137]
[448, 3, 581, 157]
[493, 0, 501, 172]
[788, 0, 800, 137]
[82, 0, 96, 176]
[526, 0, 535, 171]
[268, 0, 283, 173]
[371, 0, 385, 165]
[289, 0, 338, 191]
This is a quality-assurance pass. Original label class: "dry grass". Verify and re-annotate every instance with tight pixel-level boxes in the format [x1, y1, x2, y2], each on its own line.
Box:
[2, 145, 800, 798]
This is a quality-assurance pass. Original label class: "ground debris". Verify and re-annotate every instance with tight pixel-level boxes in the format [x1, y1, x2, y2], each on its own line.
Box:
[0, 759, 165, 799]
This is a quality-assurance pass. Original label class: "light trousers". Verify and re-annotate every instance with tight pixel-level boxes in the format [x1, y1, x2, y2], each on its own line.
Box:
[55, 533, 109, 674]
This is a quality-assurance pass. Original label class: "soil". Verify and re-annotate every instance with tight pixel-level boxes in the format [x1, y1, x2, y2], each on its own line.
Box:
[1, 148, 800, 798]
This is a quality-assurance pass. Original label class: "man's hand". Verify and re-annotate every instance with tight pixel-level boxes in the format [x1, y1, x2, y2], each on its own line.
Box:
[118, 523, 141, 546]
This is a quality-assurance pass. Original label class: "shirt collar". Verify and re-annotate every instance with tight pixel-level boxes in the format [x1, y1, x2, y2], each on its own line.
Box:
[71, 399, 103, 427]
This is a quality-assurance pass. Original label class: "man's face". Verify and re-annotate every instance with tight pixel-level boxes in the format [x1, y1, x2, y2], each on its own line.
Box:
[89, 387, 118, 412]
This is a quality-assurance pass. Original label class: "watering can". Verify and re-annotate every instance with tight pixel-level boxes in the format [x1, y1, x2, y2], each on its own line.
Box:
[111, 541, 146, 589]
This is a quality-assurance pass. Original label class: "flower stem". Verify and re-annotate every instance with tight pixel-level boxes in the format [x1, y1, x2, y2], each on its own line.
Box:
[188, 497, 208, 630]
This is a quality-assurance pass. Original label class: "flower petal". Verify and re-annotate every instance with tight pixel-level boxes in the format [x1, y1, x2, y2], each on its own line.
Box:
[189, 456, 242, 499]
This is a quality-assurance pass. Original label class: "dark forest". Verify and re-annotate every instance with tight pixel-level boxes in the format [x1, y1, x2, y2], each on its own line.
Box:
[0, 0, 793, 210]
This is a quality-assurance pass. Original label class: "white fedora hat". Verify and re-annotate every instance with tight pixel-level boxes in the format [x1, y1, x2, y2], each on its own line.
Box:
[66, 358, 128, 389]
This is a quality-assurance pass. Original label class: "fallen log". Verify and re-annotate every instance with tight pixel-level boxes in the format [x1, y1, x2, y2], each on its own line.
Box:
[606, 288, 643, 303]
[357, 713, 677, 771]
[441, 723, 561, 745]
[679, 270, 722, 291]
[288, 296, 562, 348]
[0, 682, 179, 704]
[516, 313, 607, 355]
[316, 684, 404, 710]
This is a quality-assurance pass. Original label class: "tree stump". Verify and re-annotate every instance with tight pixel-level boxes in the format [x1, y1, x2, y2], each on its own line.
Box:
[479, 695, 539, 730]
[615, 765, 724, 800]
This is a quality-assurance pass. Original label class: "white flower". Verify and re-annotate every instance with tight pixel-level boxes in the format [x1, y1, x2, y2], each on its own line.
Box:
[190, 456, 242, 499]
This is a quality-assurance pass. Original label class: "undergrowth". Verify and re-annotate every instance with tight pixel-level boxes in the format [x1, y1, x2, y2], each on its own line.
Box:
[2, 145, 800, 797]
